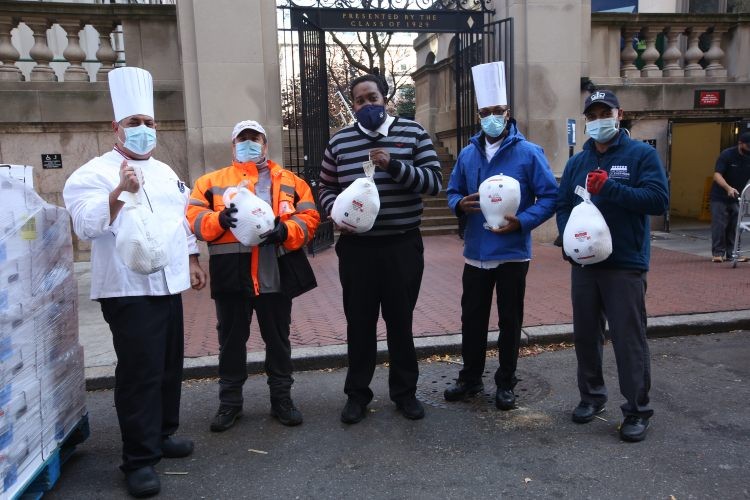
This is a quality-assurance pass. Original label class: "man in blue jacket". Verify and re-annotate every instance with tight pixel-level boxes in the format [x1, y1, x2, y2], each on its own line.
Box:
[556, 90, 668, 442]
[445, 62, 558, 411]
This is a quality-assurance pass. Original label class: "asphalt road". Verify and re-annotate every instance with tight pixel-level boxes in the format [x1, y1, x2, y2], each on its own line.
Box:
[46, 331, 749, 499]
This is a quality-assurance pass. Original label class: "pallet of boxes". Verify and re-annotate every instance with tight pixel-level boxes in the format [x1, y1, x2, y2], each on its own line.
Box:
[0, 165, 88, 499]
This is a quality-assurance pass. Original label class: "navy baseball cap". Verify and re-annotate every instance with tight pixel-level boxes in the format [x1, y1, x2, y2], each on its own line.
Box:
[739, 131, 750, 144]
[583, 90, 620, 113]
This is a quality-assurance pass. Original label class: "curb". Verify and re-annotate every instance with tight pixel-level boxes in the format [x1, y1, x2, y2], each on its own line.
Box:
[84, 310, 750, 391]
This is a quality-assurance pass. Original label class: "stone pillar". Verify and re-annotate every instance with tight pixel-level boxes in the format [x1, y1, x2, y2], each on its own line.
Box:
[25, 17, 56, 81]
[640, 26, 663, 78]
[59, 19, 89, 82]
[661, 26, 685, 77]
[684, 26, 706, 77]
[177, 0, 284, 183]
[0, 16, 22, 81]
[93, 21, 117, 81]
[704, 27, 728, 77]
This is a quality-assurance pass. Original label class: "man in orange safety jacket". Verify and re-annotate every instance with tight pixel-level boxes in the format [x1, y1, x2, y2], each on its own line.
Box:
[187, 119, 319, 431]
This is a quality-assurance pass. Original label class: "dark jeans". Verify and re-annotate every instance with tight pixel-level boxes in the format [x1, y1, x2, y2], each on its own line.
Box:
[214, 293, 293, 407]
[570, 267, 653, 419]
[711, 200, 739, 258]
[457, 261, 529, 390]
[336, 229, 424, 405]
[99, 294, 184, 471]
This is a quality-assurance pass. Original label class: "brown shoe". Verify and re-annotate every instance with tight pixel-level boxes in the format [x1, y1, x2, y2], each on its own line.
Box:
[712, 256, 724, 263]
[736, 256, 749, 263]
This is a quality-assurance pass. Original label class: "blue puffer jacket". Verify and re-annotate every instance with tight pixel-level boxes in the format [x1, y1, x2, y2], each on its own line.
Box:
[446, 121, 558, 261]
[555, 131, 669, 271]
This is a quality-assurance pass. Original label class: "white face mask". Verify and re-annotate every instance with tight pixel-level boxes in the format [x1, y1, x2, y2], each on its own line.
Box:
[586, 117, 619, 143]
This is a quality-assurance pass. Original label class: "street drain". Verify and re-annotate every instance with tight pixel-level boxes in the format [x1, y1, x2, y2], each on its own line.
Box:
[416, 360, 551, 412]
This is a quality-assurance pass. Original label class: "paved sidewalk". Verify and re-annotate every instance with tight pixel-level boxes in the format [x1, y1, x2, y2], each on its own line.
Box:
[78, 226, 750, 388]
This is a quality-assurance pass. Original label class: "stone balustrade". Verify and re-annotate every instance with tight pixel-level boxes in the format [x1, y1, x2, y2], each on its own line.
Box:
[0, 1, 176, 82]
[589, 12, 750, 83]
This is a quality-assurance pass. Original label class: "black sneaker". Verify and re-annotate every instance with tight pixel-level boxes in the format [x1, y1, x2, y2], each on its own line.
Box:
[340, 398, 367, 424]
[271, 398, 303, 426]
[444, 380, 484, 402]
[571, 401, 606, 424]
[210, 405, 242, 432]
[619, 415, 650, 442]
[395, 396, 425, 420]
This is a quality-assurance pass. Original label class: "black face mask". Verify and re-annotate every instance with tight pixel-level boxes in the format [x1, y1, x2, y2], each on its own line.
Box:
[355, 104, 387, 131]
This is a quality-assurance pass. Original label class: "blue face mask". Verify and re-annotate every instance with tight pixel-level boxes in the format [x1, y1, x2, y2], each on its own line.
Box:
[480, 115, 506, 138]
[586, 117, 619, 143]
[355, 104, 387, 131]
[122, 124, 157, 155]
[235, 140, 263, 163]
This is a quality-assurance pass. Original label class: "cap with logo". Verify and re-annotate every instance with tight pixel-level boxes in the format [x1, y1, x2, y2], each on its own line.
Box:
[232, 120, 266, 141]
[471, 61, 507, 109]
[583, 90, 620, 114]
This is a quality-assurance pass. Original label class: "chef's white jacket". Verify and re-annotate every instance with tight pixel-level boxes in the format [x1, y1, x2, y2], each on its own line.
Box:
[63, 150, 198, 299]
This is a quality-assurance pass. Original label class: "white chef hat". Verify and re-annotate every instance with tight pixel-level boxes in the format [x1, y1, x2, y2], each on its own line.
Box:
[108, 67, 154, 122]
[471, 61, 507, 109]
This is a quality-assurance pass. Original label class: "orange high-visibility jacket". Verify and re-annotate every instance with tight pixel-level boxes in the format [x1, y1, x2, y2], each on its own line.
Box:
[186, 159, 320, 297]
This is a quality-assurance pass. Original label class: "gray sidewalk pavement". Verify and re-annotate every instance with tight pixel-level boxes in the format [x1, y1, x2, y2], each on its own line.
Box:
[77, 224, 750, 389]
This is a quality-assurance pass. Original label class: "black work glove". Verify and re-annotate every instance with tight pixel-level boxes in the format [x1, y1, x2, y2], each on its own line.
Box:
[219, 203, 238, 229]
[259, 217, 288, 246]
[561, 245, 576, 265]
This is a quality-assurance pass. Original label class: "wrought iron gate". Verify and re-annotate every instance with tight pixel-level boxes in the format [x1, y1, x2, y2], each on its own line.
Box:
[279, 1, 512, 252]
[293, 11, 334, 254]
[455, 17, 514, 150]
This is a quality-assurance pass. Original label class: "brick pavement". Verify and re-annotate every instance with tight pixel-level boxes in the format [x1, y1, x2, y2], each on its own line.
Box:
[182, 234, 750, 358]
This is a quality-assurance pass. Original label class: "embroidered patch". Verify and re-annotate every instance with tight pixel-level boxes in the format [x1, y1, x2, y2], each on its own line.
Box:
[609, 165, 630, 180]
[177, 180, 186, 193]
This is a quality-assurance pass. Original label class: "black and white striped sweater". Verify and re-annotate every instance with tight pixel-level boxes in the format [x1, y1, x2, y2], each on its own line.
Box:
[318, 117, 442, 236]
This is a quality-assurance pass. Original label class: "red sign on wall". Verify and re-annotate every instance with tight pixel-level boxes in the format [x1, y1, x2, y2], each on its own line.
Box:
[694, 90, 725, 108]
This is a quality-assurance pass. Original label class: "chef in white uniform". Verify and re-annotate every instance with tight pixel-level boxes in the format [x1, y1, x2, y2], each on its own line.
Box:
[63, 66, 206, 498]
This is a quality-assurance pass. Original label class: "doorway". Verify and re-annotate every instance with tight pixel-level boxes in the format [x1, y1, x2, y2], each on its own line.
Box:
[668, 120, 738, 223]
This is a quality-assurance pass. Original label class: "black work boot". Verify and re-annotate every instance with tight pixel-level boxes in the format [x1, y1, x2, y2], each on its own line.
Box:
[210, 405, 242, 432]
[271, 397, 303, 426]
[444, 380, 484, 402]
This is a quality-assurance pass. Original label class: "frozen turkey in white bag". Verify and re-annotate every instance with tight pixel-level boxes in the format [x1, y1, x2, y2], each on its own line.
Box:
[331, 177, 380, 233]
[479, 174, 521, 230]
[115, 167, 170, 275]
[563, 185, 613, 265]
[223, 183, 275, 247]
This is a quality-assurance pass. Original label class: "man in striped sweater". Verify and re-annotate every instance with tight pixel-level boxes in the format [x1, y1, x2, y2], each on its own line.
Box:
[318, 72, 442, 424]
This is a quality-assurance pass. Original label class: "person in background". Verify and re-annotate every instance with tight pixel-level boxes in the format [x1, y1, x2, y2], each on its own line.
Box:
[444, 61, 558, 411]
[709, 131, 750, 263]
[64, 66, 206, 498]
[318, 70, 442, 424]
[556, 89, 669, 442]
[187, 120, 319, 432]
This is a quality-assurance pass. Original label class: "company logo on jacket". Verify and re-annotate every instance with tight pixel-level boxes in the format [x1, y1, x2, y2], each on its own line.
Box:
[609, 165, 630, 180]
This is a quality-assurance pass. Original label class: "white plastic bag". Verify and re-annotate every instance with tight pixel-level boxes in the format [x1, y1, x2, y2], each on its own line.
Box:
[115, 167, 170, 275]
[479, 174, 521, 230]
[563, 185, 613, 265]
[331, 177, 381, 233]
[223, 183, 275, 247]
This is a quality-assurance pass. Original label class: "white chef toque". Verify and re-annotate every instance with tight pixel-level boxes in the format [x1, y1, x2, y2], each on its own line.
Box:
[108, 67, 154, 122]
[471, 61, 507, 109]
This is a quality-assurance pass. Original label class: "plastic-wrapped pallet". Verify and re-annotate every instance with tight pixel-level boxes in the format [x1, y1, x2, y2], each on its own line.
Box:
[0, 173, 86, 497]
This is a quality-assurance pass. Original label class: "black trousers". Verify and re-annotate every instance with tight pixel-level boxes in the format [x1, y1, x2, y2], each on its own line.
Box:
[99, 294, 184, 472]
[570, 267, 653, 418]
[214, 292, 293, 407]
[336, 229, 424, 405]
[458, 261, 529, 390]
